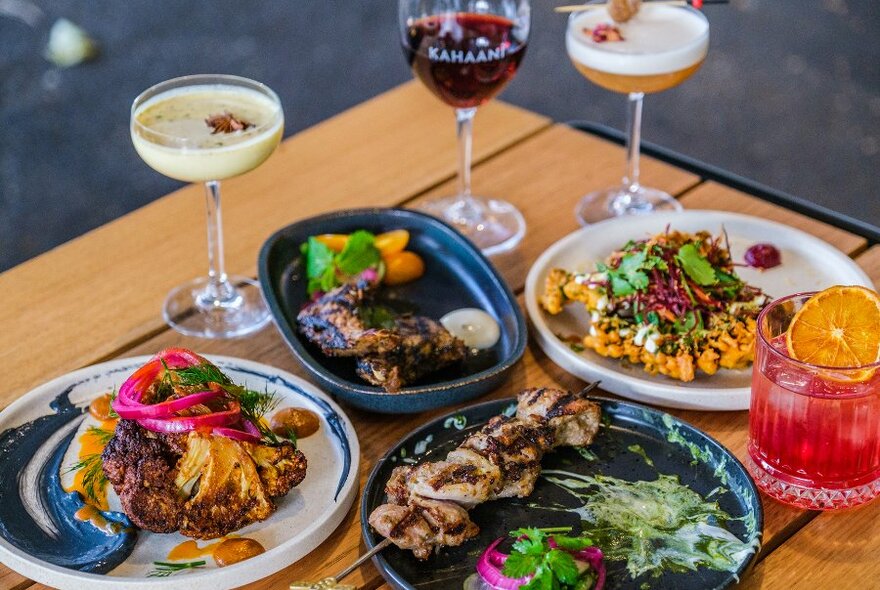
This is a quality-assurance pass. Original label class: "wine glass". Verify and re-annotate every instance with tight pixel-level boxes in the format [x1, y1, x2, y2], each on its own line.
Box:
[399, 0, 530, 256]
[566, 3, 709, 225]
[130, 74, 284, 338]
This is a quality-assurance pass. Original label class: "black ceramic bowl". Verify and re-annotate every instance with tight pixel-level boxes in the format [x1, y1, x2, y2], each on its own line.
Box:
[258, 208, 527, 413]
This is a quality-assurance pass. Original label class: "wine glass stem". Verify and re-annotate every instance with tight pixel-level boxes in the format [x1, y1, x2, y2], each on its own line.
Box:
[453, 107, 482, 223]
[202, 180, 235, 305]
[622, 91, 645, 200]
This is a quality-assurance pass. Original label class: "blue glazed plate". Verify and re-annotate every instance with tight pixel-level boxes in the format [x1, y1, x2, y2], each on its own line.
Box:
[258, 208, 527, 413]
[0, 356, 359, 590]
[362, 397, 762, 590]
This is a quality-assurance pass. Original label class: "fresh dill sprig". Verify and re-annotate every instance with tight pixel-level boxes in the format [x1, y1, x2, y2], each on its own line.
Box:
[64, 426, 114, 504]
[86, 426, 115, 445]
[172, 363, 232, 387]
[107, 387, 119, 419]
[147, 560, 207, 577]
[168, 362, 287, 445]
[65, 453, 108, 504]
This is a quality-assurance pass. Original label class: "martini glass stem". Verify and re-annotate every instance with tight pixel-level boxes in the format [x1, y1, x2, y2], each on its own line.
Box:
[201, 180, 236, 306]
[453, 106, 481, 224]
[613, 91, 646, 213]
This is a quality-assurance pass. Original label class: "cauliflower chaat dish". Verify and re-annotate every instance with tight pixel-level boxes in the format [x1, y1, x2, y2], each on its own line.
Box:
[540, 230, 770, 382]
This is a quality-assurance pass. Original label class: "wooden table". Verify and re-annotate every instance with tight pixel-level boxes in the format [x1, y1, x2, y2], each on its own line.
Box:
[2, 81, 878, 590]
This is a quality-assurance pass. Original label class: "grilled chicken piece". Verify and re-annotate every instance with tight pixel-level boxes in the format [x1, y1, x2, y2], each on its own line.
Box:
[516, 388, 601, 448]
[368, 497, 479, 560]
[103, 420, 307, 539]
[370, 387, 602, 559]
[355, 316, 467, 392]
[298, 278, 467, 391]
[296, 278, 384, 357]
[399, 460, 499, 508]
[459, 417, 547, 499]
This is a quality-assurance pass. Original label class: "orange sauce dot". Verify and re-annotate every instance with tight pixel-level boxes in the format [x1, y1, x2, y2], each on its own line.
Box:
[168, 539, 225, 561]
[270, 408, 319, 439]
[213, 538, 265, 567]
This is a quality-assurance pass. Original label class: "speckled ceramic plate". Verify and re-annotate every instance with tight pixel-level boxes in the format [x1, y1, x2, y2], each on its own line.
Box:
[525, 210, 872, 410]
[0, 356, 359, 590]
[362, 397, 762, 590]
[258, 208, 527, 413]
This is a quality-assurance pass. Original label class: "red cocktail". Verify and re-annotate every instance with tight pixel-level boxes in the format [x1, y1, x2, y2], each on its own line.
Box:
[748, 292, 880, 510]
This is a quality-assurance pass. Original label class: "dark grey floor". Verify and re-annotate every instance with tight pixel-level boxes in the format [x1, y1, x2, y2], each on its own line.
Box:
[1, 0, 877, 272]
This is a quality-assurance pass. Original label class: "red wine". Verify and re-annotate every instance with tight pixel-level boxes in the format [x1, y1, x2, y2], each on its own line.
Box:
[403, 13, 527, 109]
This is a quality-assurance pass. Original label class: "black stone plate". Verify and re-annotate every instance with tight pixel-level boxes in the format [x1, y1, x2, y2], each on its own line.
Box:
[258, 208, 526, 414]
[361, 397, 762, 590]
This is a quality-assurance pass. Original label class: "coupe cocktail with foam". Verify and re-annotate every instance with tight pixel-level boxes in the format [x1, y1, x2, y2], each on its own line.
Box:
[130, 75, 283, 339]
[566, 3, 709, 225]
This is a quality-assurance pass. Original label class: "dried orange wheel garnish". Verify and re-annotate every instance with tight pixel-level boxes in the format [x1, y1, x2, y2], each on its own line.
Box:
[786, 285, 880, 368]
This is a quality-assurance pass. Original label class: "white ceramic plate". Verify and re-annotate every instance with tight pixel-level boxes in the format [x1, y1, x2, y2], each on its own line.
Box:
[525, 210, 872, 410]
[0, 356, 360, 590]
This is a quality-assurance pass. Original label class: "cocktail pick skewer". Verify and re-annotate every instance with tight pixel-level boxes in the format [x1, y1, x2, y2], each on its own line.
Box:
[289, 538, 392, 590]
[555, 0, 727, 13]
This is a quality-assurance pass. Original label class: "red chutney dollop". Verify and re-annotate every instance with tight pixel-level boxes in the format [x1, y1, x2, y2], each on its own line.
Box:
[744, 243, 781, 269]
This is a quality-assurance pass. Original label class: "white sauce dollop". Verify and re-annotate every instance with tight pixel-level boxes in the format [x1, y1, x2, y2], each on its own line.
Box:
[440, 308, 501, 350]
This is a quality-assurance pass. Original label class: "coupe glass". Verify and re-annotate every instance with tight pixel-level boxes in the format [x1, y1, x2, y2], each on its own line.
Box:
[399, 0, 530, 256]
[566, 3, 709, 225]
[131, 74, 283, 338]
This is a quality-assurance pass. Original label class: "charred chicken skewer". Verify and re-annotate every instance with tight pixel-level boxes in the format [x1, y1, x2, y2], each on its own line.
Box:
[368, 385, 602, 559]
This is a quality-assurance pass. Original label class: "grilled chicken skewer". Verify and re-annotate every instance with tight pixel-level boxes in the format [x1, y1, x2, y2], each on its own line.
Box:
[369, 385, 602, 559]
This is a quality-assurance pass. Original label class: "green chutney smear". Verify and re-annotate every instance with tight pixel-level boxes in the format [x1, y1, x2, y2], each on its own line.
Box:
[541, 469, 758, 580]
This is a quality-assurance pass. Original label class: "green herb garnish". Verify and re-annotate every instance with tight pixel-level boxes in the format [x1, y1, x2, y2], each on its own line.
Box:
[302, 230, 381, 296]
[502, 527, 597, 590]
[147, 560, 207, 577]
[675, 243, 718, 286]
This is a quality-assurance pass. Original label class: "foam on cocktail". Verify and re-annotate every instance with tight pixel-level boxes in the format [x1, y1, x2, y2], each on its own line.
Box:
[132, 85, 283, 182]
[566, 5, 709, 77]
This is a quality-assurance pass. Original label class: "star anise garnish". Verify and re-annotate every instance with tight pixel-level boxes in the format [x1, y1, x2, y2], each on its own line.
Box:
[205, 112, 254, 134]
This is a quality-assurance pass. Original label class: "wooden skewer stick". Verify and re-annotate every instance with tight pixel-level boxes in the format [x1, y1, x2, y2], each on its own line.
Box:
[554, 0, 727, 13]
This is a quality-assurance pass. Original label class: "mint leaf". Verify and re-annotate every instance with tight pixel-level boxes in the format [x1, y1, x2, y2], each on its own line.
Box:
[546, 549, 580, 584]
[336, 230, 380, 275]
[305, 237, 334, 280]
[676, 243, 718, 286]
[502, 552, 540, 578]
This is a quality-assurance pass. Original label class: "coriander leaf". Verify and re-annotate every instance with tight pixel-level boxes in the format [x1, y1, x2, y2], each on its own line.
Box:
[502, 552, 540, 579]
[618, 249, 647, 273]
[676, 243, 718, 286]
[646, 311, 660, 325]
[546, 549, 580, 585]
[552, 534, 594, 552]
[610, 275, 635, 297]
[521, 566, 553, 590]
[627, 270, 649, 290]
[336, 230, 380, 275]
[305, 237, 334, 280]
[511, 532, 545, 557]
